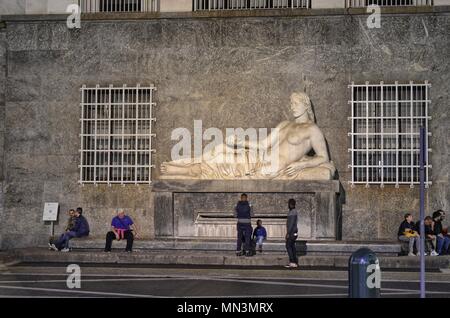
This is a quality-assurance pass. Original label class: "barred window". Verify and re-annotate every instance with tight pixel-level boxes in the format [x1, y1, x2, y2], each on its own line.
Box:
[193, 0, 311, 11]
[78, 0, 159, 13]
[346, 0, 432, 7]
[349, 81, 431, 187]
[79, 84, 156, 185]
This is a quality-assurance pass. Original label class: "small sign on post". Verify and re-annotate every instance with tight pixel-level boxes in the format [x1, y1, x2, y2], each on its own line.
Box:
[43, 203, 59, 236]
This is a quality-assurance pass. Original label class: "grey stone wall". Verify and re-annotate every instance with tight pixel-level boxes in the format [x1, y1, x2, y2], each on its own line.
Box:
[1, 13, 449, 248]
[0, 28, 5, 248]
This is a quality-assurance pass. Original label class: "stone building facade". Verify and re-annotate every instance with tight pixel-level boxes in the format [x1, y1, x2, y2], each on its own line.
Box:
[0, 5, 449, 248]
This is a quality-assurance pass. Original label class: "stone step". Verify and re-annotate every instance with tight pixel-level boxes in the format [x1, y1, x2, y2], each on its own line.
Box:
[65, 239, 402, 256]
[9, 248, 450, 271]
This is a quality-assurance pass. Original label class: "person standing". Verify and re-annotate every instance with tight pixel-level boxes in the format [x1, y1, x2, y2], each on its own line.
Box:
[235, 193, 254, 257]
[285, 199, 299, 269]
[105, 209, 139, 253]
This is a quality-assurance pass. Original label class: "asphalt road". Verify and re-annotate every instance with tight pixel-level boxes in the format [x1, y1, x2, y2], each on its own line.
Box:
[0, 264, 449, 298]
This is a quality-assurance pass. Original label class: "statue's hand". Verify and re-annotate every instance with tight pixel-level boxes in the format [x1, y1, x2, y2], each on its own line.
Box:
[285, 162, 305, 176]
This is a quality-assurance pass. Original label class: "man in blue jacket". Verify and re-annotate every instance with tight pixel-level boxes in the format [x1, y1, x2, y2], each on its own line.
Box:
[50, 207, 90, 252]
[235, 193, 254, 257]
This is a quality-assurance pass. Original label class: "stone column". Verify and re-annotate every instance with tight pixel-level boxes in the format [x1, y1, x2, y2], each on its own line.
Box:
[153, 192, 174, 237]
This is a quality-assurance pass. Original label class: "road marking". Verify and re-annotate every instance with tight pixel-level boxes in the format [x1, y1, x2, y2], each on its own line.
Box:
[1, 276, 447, 295]
[2, 272, 449, 284]
[0, 285, 162, 298]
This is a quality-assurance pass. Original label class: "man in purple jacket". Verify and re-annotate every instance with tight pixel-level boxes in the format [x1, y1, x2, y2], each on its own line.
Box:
[50, 207, 90, 252]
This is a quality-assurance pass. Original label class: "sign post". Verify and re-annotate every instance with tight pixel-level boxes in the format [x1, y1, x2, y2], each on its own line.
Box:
[43, 202, 59, 236]
[419, 127, 426, 299]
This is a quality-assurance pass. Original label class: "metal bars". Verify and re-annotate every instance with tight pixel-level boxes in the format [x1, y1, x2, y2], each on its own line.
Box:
[346, 0, 433, 8]
[79, 84, 156, 185]
[348, 81, 431, 187]
[193, 0, 310, 11]
[78, 0, 159, 13]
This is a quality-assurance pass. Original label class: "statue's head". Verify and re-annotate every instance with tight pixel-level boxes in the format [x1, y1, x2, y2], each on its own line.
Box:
[290, 92, 315, 122]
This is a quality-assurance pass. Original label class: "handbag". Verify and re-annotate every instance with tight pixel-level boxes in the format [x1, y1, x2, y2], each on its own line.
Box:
[117, 217, 135, 237]
[404, 228, 419, 238]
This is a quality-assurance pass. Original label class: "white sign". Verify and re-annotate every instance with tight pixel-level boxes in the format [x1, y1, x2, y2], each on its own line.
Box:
[43, 202, 59, 222]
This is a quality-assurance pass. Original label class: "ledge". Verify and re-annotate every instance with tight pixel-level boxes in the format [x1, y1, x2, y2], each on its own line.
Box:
[152, 179, 340, 193]
[9, 247, 450, 270]
[1, 6, 450, 23]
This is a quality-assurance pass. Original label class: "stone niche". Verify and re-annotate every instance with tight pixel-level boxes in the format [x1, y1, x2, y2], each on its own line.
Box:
[153, 180, 341, 240]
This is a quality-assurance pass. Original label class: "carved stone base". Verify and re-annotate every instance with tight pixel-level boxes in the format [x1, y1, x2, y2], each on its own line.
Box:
[153, 180, 341, 240]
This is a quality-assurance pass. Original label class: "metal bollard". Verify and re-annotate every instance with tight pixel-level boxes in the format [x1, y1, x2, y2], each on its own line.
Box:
[348, 248, 381, 298]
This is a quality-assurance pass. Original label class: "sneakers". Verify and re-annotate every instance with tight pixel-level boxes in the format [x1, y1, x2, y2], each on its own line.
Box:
[431, 250, 439, 256]
[236, 251, 243, 257]
[245, 251, 253, 257]
[49, 243, 58, 252]
[258, 247, 263, 254]
[284, 263, 298, 269]
[408, 252, 416, 257]
[60, 248, 70, 253]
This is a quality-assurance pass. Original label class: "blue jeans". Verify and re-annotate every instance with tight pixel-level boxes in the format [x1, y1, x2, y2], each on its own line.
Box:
[236, 223, 253, 252]
[54, 231, 77, 250]
[256, 236, 264, 247]
[436, 235, 450, 254]
[286, 234, 298, 264]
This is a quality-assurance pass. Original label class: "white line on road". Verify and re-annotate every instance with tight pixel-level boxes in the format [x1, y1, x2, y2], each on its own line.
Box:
[2, 272, 449, 284]
[0, 276, 448, 295]
[0, 285, 161, 298]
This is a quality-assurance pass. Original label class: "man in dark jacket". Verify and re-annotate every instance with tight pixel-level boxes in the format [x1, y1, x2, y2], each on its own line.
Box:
[285, 199, 299, 268]
[433, 210, 450, 255]
[51, 207, 90, 252]
[235, 193, 254, 257]
[416, 216, 438, 256]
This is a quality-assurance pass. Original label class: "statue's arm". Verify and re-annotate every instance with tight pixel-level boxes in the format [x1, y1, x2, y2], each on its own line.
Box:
[233, 122, 288, 151]
[285, 126, 329, 175]
[305, 126, 329, 167]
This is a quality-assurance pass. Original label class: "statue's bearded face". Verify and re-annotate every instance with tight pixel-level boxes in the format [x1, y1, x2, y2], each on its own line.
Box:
[290, 95, 308, 118]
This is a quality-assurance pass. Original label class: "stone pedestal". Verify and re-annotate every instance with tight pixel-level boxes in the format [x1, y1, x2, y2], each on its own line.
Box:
[153, 180, 341, 240]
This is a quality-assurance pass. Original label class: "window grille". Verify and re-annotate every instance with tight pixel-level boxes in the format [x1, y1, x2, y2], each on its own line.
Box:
[348, 81, 431, 187]
[78, 0, 159, 13]
[193, 0, 310, 11]
[79, 84, 156, 185]
[346, 0, 432, 8]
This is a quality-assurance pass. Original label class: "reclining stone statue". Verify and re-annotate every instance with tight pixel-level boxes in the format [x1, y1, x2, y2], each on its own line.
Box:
[160, 92, 335, 180]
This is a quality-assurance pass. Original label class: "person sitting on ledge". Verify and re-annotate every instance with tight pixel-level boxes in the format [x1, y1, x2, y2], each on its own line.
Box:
[433, 210, 450, 256]
[48, 209, 76, 249]
[415, 216, 439, 256]
[105, 209, 139, 253]
[252, 219, 267, 254]
[50, 207, 90, 252]
[398, 213, 420, 257]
